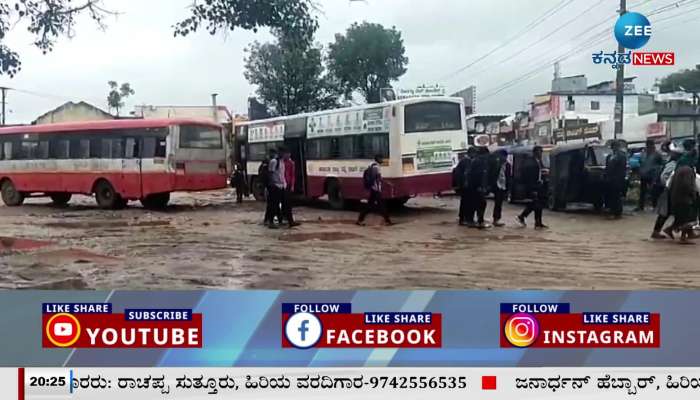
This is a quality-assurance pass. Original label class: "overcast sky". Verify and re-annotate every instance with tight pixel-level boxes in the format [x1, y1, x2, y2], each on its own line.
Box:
[0, 0, 698, 124]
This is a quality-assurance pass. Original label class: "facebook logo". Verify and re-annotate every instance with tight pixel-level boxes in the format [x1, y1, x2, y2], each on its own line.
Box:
[285, 312, 322, 349]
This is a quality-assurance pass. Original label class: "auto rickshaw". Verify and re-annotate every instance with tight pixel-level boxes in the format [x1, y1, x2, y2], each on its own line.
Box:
[547, 141, 611, 211]
[508, 145, 552, 203]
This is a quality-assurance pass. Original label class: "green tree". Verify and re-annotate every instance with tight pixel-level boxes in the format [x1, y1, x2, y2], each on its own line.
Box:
[107, 81, 134, 116]
[174, 0, 318, 44]
[0, 1, 113, 77]
[244, 33, 340, 116]
[327, 22, 408, 104]
[659, 65, 700, 94]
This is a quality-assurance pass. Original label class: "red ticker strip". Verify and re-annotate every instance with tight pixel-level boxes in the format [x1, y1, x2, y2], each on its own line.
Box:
[18, 368, 24, 400]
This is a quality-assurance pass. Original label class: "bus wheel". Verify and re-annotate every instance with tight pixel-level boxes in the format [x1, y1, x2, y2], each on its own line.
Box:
[251, 178, 266, 201]
[326, 179, 345, 210]
[141, 193, 170, 209]
[94, 180, 124, 210]
[49, 193, 72, 206]
[1, 180, 25, 207]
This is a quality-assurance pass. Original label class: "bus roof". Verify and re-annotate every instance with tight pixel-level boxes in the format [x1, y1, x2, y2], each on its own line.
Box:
[0, 118, 222, 136]
[236, 96, 465, 127]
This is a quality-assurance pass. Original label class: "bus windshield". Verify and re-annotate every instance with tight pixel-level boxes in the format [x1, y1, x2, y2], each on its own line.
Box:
[404, 101, 462, 134]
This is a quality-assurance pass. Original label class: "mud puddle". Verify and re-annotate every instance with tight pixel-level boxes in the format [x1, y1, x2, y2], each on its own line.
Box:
[0, 237, 55, 253]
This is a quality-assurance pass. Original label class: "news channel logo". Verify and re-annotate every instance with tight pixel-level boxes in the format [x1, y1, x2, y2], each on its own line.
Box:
[614, 12, 651, 49]
[284, 312, 323, 349]
[45, 313, 81, 348]
[503, 313, 540, 348]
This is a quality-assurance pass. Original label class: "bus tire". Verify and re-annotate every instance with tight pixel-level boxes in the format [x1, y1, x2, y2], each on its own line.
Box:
[1, 179, 25, 207]
[251, 177, 266, 202]
[325, 179, 345, 210]
[141, 193, 170, 209]
[49, 193, 72, 206]
[94, 180, 124, 210]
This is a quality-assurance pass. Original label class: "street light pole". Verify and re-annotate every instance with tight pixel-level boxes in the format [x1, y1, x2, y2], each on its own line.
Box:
[614, 0, 627, 141]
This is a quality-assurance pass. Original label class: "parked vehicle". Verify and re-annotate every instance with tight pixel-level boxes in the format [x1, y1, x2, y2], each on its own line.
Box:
[547, 141, 611, 211]
[235, 97, 469, 209]
[0, 119, 228, 209]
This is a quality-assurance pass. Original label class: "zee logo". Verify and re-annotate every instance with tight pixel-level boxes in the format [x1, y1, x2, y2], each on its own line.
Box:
[614, 12, 651, 49]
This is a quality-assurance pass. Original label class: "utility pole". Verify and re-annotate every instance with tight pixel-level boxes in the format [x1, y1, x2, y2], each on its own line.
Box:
[614, 0, 627, 141]
[0, 86, 9, 126]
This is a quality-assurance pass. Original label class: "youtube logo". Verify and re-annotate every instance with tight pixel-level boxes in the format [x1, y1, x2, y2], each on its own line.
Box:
[482, 375, 497, 390]
[45, 313, 81, 348]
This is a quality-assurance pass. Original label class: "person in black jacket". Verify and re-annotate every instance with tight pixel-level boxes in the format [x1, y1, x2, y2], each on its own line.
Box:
[467, 147, 492, 229]
[489, 149, 511, 227]
[453, 147, 476, 226]
[516, 146, 547, 229]
[605, 140, 628, 219]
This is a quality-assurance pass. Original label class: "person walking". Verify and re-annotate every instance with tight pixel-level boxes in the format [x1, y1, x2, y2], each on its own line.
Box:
[280, 148, 300, 227]
[262, 148, 278, 227]
[667, 165, 699, 244]
[453, 148, 475, 226]
[636, 139, 664, 211]
[516, 146, 548, 229]
[357, 155, 393, 226]
[651, 150, 680, 239]
[268, 147, 299, 229]
[489, 149, 511, 227]
[467, 147, 491, 229]
[605, 140, 628, 219]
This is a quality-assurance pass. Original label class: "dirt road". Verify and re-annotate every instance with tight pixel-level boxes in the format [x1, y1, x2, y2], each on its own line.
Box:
[1, 190, 698, 290]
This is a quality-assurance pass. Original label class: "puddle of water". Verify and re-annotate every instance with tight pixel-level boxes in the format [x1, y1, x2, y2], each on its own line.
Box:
[279, 231, 363, 242]
[43, 220, 170, 229]
[0, 237, 55, 253]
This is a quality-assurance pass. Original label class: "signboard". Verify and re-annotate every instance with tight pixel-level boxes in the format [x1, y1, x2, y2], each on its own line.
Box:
[646, 121, 667, 139]
[248, 122, 285, 143]
[396, 84, 446, 100]
[553, 123, 602, 143]
[307, 107, 390, 139]
[415, 139, 453, 170]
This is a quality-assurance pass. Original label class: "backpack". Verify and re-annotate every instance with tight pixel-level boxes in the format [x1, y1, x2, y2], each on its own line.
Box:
[363, 163, 376, 190]
[258, 159, 270, 187]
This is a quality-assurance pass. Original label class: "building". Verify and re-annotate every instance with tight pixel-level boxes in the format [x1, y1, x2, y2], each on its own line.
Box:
[466, 113, 508, 146]
[656, 100, 700, 141]
[33, 101, 114, 125]
[530, 74, 658, 144]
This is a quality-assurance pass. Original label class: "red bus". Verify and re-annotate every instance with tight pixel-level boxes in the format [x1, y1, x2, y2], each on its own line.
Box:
[0, 118, 228, 209]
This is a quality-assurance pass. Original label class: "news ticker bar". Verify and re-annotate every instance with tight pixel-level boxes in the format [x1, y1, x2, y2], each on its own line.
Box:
[4, 368, 700, 399]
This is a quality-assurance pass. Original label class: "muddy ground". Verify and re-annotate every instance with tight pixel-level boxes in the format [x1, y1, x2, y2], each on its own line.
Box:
[0, 189, 698, 290]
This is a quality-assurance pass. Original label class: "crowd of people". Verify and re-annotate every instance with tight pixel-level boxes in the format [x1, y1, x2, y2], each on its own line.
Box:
[233, 139, 699, 243]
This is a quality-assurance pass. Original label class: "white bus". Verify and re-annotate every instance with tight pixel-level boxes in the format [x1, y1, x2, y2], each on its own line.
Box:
[234, 97, 468, 209]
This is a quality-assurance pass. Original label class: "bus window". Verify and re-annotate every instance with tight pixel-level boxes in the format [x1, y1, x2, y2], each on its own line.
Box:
[249, 143, 267, 161]
[89, 138, 101, 158]
[180, 125, 222, 149]
[156, 139, 167, 158]
[404, 102, 462, 133]
[2, 142, 12, 160]
[125, 138, 139, 159]
[363, 133, 389, 158]
[38, 141, 49, 159]
[306, 138, 334, 160]
[20, 141, 38, 159]
[69, 139, 90, 159]
[52, 139, 70, 159]
[142, 137, 156, 158]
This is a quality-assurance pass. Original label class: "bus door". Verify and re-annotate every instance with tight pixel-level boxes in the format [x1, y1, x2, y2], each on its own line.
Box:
[123, 136, 143, 199]
[284, 137, 307, 195]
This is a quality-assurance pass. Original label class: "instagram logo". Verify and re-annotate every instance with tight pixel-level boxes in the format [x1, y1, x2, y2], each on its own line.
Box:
[504, 313, 540, 347]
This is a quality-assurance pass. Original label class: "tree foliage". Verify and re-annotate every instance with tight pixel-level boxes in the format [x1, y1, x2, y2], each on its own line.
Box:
[174, 0, 318, 44]
[659, 65, 700, 94]
[327, 22, 408, 104]
[107, 81, 134, 116]
[244, 34, 340, 116]
[0, 0, 112, 77]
